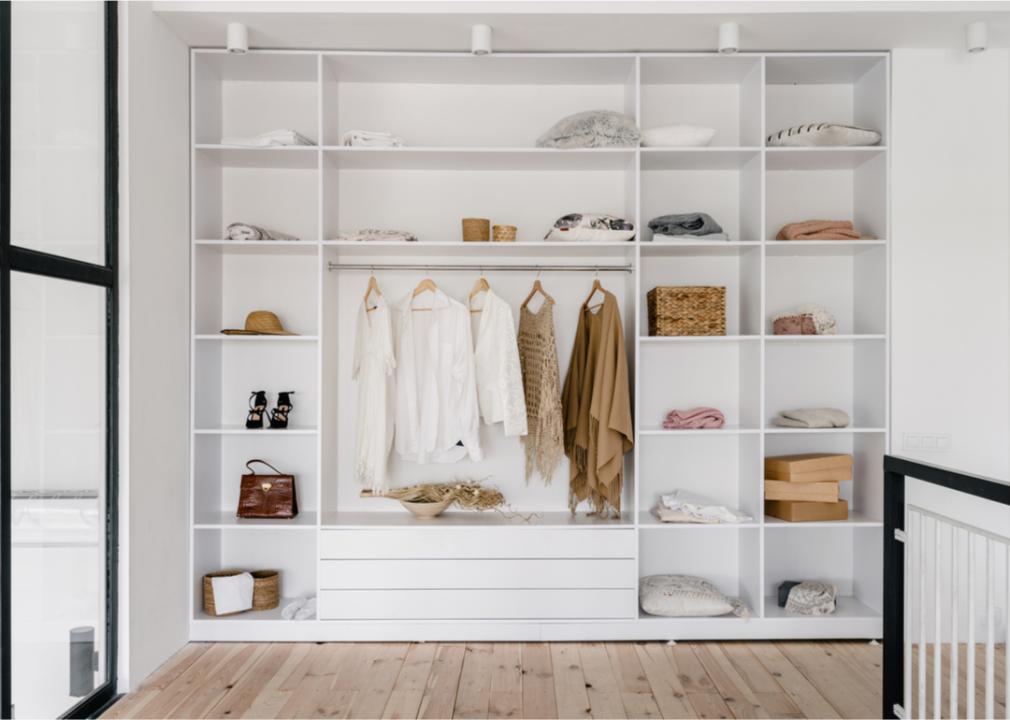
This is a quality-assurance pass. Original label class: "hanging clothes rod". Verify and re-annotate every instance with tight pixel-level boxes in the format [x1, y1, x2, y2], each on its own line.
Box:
[327, 262, 632, 273]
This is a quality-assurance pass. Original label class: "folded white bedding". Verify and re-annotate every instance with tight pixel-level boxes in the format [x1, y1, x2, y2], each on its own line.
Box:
[221, 129, 315, 148]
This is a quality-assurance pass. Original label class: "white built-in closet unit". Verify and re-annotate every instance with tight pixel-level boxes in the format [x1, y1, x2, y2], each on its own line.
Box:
[189, 50, 888, 641]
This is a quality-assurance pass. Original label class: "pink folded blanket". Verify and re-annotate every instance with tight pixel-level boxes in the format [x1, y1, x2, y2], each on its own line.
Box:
[663, 407, 725, 429]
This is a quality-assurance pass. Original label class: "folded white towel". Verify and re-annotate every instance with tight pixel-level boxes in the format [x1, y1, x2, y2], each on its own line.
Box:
[341, 130, 403, 148]
[221, 129, 315, 148]
[281, 596, 306, 620]
[294, 596, 316, 621]
[210, 572, 254, 615]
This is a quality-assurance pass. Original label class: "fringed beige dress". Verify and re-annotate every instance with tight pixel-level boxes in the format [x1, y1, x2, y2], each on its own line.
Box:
[517, 300, 565, 485]
[561, 290, 633, 516]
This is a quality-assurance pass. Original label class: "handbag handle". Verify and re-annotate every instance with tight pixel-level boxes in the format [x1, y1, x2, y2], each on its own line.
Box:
[245, 459, 284, 475]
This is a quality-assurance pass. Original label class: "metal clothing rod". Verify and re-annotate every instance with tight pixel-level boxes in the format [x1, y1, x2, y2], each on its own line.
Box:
[327, 262, 633, 273]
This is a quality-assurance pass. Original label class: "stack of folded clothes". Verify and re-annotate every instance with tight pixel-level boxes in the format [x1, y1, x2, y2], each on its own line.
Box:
[221, 129, 315, 148]
[340, 130, 403, 147]
[662, 407, 725, 429]
[648, 212, 728, 241]
[775, 219, 863, 241]
[333, 229, 417, 242]
[653, 490, 752, 524]
[772, 407, 850, 429]
[224, 223, 299, 241]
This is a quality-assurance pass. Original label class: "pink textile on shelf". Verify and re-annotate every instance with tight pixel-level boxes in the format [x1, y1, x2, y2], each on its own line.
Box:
[662, 407, 725, 430]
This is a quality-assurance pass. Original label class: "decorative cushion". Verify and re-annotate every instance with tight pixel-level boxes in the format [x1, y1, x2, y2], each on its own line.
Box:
[535, 110, 640, 149]
[641, 125, 716, 147]
[544, 213, 636, 242]
[639, 574, 749, 618]
[767, 123, 881, 147]
[785, 581, 837, 615]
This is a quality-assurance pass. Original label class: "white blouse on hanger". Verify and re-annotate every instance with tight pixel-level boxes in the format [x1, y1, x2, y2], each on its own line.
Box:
[392, 287, 482, 464]
[470, 288, 528, 437]
[352, 295, 396, 492]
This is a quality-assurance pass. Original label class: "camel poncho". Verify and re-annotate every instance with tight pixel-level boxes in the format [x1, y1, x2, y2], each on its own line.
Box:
[561, 290, 633, 516]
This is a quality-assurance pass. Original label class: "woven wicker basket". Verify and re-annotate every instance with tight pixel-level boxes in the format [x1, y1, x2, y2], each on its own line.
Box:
[461, 218, 490, 242]
[203, 569, 280, 616]
[647, 286, 726, 336]
[492, 224, 517, 242]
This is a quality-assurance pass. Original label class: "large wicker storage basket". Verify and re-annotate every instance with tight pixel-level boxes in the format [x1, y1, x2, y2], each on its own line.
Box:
[202, 569, 280, 616]
[647, 286, 726, 336]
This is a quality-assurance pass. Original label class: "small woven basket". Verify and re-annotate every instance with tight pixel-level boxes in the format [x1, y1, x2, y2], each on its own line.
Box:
[462, 218, 490, 242]
[203, 569, 280, 616]
[647, 286, 726, 336]
[492, 224, 517, 242]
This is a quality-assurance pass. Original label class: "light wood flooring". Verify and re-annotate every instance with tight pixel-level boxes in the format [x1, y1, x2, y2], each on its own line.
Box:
[103, 641, 884, 719]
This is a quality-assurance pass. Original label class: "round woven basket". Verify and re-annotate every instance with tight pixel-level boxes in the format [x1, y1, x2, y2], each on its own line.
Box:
[462, 218, 490, 242]
[202, 569, 280, 616]
[492, 224, 517, 242]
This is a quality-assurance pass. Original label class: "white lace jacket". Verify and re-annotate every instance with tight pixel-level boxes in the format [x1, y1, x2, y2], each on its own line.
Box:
[470, 289, 528, 437]
[392, 288, 482, 464]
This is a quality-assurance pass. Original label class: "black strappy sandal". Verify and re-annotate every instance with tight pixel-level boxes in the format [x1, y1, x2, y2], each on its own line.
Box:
[246, 390, 267, 429]
[269, 391, 295, 429]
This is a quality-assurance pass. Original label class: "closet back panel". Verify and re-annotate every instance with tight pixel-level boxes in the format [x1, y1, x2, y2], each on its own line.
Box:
[322, 259, 635, 514]
[764, 527, 855, 597]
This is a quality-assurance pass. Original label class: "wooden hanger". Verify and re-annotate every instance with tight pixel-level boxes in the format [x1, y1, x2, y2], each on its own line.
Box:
[584, 272, 606, 313]
[411, 277, 438, 311]
[363, 273, 382, 312]
[468, 272, 490, 313]
[521, 271, 555, 310]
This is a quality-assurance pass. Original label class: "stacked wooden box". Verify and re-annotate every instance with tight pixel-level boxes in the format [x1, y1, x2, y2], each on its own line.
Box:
[764, 453, 852, 521]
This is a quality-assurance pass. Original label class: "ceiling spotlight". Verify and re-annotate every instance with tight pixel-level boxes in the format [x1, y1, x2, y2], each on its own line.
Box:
[719, 22, 740, 55]
[227, 22, 248, 55]
[966, 21, 987, 53]
[471, 24, 492, 56]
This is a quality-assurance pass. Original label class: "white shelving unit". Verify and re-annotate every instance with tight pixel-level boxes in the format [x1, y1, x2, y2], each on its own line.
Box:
[189, 50, 889, 641]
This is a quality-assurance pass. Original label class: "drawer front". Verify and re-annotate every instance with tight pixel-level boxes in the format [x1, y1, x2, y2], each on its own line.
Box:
[319, 588, 636, 620]
[320, 558, 637, 590]
[319, 528, 635, 560]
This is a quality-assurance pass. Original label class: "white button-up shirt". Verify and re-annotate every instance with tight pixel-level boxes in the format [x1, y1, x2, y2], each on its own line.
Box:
[470, 288, 528, 437]
[392, 287, 482, 464]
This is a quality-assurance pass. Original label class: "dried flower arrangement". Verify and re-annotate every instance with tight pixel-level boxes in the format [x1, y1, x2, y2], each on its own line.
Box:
[362, 479, 535, 521]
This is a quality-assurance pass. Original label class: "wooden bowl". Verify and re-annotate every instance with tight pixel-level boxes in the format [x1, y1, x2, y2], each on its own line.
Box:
[399, 498, 452, 518]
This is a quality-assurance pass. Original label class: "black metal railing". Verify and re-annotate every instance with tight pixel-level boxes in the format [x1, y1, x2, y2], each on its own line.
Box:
[883, 455, 1010, 719]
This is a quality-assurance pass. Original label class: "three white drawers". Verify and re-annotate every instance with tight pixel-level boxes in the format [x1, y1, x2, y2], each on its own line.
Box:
[318, 527, 637, 621]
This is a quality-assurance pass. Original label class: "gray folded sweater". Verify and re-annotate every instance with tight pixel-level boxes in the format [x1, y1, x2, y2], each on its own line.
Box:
[648, 213, 723, 236]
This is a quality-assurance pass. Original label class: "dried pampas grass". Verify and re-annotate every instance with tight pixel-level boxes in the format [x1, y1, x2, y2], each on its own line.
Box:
[364, 479, 537, 522]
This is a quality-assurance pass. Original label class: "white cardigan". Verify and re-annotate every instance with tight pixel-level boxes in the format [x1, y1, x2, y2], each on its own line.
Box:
[392, 288, 482, 464]
[470, 289, 528, 437]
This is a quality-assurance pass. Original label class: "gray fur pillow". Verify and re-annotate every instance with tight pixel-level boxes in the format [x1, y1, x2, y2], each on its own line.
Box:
[767, 123, 881, 147]
[536, 110, 641, 149]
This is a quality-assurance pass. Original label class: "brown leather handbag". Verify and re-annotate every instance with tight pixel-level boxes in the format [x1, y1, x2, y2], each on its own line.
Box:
[237, 459, 299, 519]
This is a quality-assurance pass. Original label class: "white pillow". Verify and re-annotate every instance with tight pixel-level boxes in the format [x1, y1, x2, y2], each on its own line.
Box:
[767, 123, 881, 147]
[641, 125, 716, 147]
[639, 575, 749, 618]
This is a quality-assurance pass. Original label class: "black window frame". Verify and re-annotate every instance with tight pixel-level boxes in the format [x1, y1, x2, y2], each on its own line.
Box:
[0, 2, 119, 718]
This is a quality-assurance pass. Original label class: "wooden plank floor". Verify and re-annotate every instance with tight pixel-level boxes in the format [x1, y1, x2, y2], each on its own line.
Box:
[103, 641, 883, 719]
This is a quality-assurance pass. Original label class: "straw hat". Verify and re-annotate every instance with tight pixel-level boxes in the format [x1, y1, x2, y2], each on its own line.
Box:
[221, 310, 297, 336]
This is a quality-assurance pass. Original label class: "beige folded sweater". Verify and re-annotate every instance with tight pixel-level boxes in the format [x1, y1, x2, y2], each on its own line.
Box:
[776, 219, 862, 241]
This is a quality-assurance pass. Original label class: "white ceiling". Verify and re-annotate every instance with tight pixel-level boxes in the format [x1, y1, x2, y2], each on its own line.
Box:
[154, 1, 1010, 52]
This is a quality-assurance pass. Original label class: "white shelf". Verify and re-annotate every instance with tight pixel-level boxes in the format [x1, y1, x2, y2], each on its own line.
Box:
[764, 334, 885, 343]
[324, 146, 635, 171]
[324, 240, 637, 258]
[321, 510, 635, 529]
[764, 512, 882, 529]
[639, 426, 761, 436]
[639, 335, 760, 343]
[763, 427, 886, 435]
[638, 512, 761, 529]
[641, 147, 760, 170]
[765, 146, 885, 170]
[194, 426, 319, 436]
[194, 145, 319, 169]
[765, 240, 886, 257]
[196, 597, 303, 622]
[762, 595, 880, 620]
[193, 334, 319, 342]
[195, 511, 319, 529]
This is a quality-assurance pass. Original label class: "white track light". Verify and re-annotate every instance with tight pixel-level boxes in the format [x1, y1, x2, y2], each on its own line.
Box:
[227, 22, 248, 54]
[718, 22, 739, 55]
[471, 24, 492, 55]
[966, 21, 987, 53]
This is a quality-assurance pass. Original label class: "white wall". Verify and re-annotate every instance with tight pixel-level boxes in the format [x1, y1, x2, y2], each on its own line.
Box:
[891, 48, 1010, 482]
[120, 1, 191, 692]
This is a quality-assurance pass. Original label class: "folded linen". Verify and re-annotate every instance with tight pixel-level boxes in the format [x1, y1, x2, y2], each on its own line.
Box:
[340, 130, 403, 147]
[662, 407, 725, 430]
[281, 595, 317, 621]
[648, 213, 723, 237]
[776, 219, 861, 241]
[653, 506, 718, 524]
[225, 223, 299, 242]
[652, 232, 729, 242]
[767, 123, 881, 148]
[658, 490, 752, 524]
[333, 228, 417, 242]
[210, 572, 254, 615]
[641, 125, 716, 147]
[773, 407, 850, 429]
[221, 129, 315, 148]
